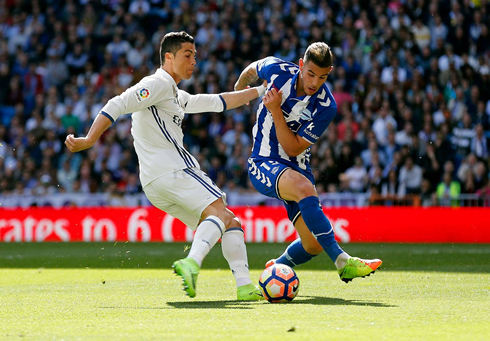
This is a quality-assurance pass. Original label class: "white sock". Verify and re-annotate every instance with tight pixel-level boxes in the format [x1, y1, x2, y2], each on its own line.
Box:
[221, 227, 253, 287]
[334, 252, 350, 270]
[188, 216, 224, 267]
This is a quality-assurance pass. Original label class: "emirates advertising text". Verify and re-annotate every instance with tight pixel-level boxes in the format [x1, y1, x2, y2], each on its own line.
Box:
[0, 207, 489, 243]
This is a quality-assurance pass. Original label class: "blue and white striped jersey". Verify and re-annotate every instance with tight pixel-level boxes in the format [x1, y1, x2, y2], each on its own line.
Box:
[251, 57, 337, 172]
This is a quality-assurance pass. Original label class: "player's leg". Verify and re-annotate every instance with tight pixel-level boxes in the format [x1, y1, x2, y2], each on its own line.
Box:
[277, 169, 382, 282]
[248, 159, 323, 267]
[143, 174, 205, 298]
[170, 168, 260, 299]
[199, 196, 262, 301]
[269, 215, 322, 267]
[248, 159, 381, 281]
[248, 159, 324, 267]
[277, 169, 348, 265]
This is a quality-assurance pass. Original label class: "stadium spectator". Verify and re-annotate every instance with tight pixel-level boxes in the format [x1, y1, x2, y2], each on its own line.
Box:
[361, 139, 387, 169]
[436, 172, 461, 207]
[340, 156, 368, 193]
[221, 121, 250, 153]
[411, 19, 431, 50]
[452, 112, 476, 166]
[420, 143, 442, 189]
[471, 124, 488, 159]
[395, 121, 415, 147]
[372, 105, 397, 146]
[381, 169, 403, 198]
[57, 159, 77, 192]
[473, 162, 488, 191]
[398, 156, 423, 194]
[476, 179, 490, 206]
[420, 179, 435, 207]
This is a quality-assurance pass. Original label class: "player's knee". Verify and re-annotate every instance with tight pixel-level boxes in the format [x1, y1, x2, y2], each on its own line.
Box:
[231, 216, 242, 228]
[294, 181, 316, 201]
[304, 244, 323, 255]
[303, 241, 323, 255]
[221, 210, 240, 230]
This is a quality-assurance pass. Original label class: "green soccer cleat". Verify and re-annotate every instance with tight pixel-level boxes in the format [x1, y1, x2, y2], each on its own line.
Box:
[172, 258, 199, 298]
[237, 283, 263, 301]
[338, 257, 382, 283]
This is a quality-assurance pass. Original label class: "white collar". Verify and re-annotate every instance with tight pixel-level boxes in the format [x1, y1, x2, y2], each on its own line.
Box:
[156, 68, 178, 87]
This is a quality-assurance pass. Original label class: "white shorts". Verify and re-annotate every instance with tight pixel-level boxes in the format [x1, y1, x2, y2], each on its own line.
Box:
[143, 167, 227, 229]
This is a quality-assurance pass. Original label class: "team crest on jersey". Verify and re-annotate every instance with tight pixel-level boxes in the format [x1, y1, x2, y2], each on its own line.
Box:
[299, 108, 312, 121]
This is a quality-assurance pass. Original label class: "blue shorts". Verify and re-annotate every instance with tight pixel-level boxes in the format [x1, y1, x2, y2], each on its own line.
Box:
[247, 158, 315, 225]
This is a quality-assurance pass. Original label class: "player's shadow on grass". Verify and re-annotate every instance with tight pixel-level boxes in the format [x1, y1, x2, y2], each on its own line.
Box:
[299, 296, 396, 307]
[166, 300, 258, 309]
[165, 296, 396, 309]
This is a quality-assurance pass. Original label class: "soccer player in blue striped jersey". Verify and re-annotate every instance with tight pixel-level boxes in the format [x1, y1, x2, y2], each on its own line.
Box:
[235, 42, 382, 283]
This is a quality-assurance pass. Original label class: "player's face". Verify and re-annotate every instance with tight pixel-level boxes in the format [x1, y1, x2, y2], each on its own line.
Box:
[171, 42, 197, 81]
[299, 59, 332, 96]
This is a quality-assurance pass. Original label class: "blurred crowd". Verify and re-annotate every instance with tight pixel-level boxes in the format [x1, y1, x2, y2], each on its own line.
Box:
[0, 0, 489, 206]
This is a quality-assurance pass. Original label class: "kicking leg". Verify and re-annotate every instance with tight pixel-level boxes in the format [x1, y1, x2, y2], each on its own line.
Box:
[173, 213, 224, 298]
[278, 169, 381, 282]
[172, 198, 229, 298]
[269, 216, 322, 267]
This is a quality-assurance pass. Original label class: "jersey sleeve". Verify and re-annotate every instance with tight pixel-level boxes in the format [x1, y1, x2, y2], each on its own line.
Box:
[178, 90, 226, 113]
[99, 77, 171, 123]
[297, 103, 337, 145]
[256, 57, 286, 81]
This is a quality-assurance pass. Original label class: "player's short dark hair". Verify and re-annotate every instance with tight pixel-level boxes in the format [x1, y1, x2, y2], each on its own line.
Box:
[160, 31, 195, 66]
[304, 42, 333, 68]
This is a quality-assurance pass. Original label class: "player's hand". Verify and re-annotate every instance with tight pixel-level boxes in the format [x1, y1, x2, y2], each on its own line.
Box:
[65, 134, 94, 153]
[263, 87, 283, 115]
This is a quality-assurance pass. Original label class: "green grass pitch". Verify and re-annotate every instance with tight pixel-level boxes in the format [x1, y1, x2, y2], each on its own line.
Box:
[0, 242, 489, 340]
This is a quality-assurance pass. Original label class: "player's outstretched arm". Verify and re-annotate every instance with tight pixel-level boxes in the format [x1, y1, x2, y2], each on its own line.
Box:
[65, 114, 112, 152]
[221, 83, 266, 110]
[234, 61, 260, 91]
[182, 81, 266, 114]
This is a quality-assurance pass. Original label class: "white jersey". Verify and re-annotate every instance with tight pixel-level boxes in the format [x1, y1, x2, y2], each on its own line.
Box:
[100, 68, 226, 187]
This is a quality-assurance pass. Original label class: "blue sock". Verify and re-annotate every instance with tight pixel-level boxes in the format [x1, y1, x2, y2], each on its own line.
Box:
[275, 238, 317, 267]
[298, 196, 344, 262]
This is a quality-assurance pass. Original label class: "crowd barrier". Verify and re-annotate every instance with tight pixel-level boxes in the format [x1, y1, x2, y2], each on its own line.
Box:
[0, 207, 488, 243]
[1, 193, 489, 208]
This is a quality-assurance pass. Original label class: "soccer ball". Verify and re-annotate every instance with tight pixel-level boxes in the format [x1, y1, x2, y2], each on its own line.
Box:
[259, 264, 299, 303]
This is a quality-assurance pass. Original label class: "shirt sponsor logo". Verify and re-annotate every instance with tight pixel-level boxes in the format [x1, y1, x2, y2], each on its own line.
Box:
[173, 115, 182, 127]
[304, 128, 319, 140]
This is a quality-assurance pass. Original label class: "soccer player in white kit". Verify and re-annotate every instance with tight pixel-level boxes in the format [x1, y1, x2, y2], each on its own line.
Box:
[65, 31, 266, 300]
